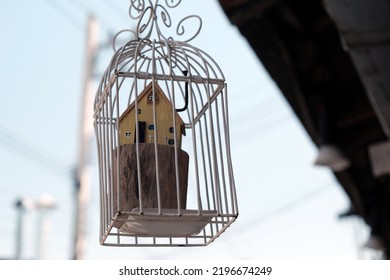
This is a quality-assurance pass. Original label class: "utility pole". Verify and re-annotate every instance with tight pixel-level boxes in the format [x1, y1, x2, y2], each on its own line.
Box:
[35, 195, 57, 260]
[14, 197, 34, 260]
[73, 15, 99, 260]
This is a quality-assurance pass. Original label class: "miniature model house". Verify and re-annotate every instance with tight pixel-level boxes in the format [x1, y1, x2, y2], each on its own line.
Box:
[112, 82, 190, 233]
[118, 82, 186, 147]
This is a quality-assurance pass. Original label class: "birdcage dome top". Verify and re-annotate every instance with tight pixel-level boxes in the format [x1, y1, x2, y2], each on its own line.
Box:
[95, 0, 226, 110]
[95, 39, 225, 108]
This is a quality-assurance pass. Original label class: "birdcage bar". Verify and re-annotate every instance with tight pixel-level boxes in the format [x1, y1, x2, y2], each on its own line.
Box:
[99, 109, 107, 228]
[114, 78, 121, 221]
[109, 95, 115, 235]
[96, 110, 106, 241]
[170, 78, 184, 214]
[198, 119, 214, 212]
[202, 84, 220, 216]
[186, 81, 201, 213]
[103, 96, 110, 224]
[199, 112, 216, 214]
[115, 71, 224, 87]
[201, 91, 217, 214]
[222, 91, 237, 215]
[151, 43, 162, 215]
[150, 76, 163, 215]
[217, 89, 231, 214]
[110, 91, 117, 219]
[133, 79, 144, 214]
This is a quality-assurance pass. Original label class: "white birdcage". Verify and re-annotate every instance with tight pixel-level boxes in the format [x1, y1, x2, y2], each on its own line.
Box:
[94, 0, 238, 246]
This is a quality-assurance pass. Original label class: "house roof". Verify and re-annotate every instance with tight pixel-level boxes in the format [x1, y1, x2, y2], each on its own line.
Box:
[119, 82, 185, 126]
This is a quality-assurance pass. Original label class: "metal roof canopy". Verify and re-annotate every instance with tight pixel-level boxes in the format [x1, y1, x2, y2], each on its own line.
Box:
[219, 0, 390, 257]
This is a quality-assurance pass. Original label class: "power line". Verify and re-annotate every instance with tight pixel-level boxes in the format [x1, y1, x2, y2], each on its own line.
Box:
[43, 0, 83, 30]
[43, 0, 112, 36]
[236, 180, 335, 234]
[99, 0, 131, 23]
[0, 124, 72, 180]
[66, 0, 112, 34]
[230, 111, 292, 145]
[154, 180, 336, 259]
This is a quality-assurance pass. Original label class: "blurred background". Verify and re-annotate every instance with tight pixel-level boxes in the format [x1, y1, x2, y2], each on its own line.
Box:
[1, 0, 387, 260]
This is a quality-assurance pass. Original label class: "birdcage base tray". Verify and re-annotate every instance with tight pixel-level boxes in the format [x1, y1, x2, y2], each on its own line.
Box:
[117, 208, 217, 237]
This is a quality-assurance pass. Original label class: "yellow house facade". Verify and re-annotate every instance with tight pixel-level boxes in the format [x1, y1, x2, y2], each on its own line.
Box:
[118, 82, 186, 147]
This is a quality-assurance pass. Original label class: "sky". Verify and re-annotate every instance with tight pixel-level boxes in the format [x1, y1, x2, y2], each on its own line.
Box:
[0, 0, 374, 260]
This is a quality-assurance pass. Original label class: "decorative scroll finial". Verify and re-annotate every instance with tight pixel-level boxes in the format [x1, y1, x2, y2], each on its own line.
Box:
[130, 0, 202, 41]
[113, 0, 202, 51]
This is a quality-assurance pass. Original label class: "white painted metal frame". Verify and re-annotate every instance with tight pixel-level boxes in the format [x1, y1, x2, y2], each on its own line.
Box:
[94, 0, 238, 246]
